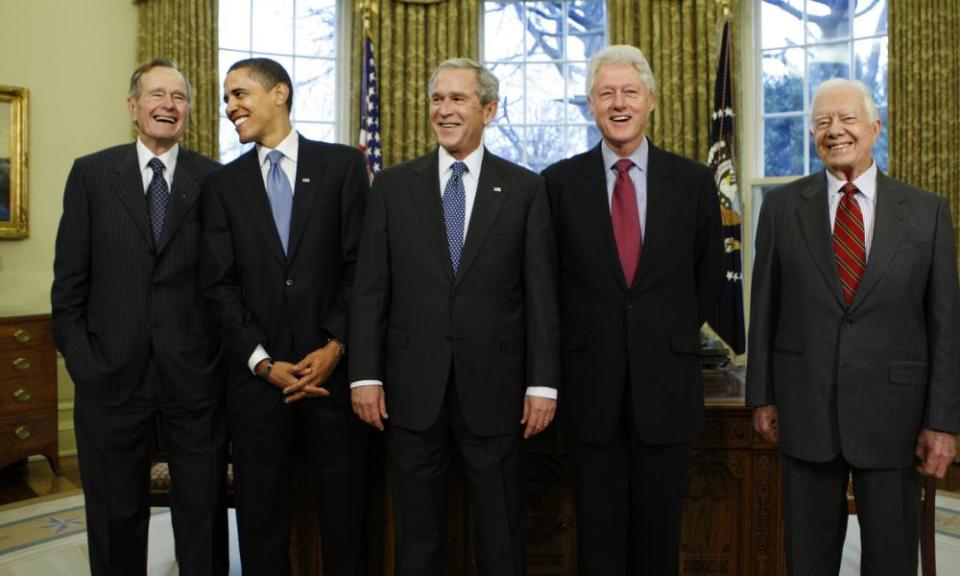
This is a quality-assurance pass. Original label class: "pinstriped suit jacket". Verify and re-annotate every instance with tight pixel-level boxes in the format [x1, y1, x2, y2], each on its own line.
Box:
[746, 171, 960, 468]
[52, 143, 222, 407]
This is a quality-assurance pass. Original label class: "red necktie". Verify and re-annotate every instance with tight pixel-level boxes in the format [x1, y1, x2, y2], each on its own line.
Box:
[612, 159, 642, 286]
[833, 182, 866, 306]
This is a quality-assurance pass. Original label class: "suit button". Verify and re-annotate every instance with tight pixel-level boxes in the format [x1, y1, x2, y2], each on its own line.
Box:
[283, 326, 290, 334]
[285, 279, 294, 287]
[619, 346, 626, 353]
[845, 317, 855, 325]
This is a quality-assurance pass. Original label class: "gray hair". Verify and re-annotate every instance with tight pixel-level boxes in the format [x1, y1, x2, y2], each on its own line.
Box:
[429, 58, 499, 105]
[128, 59, 192, 104]
[586, 45, 656, 95]
[810, 78, 879, 128]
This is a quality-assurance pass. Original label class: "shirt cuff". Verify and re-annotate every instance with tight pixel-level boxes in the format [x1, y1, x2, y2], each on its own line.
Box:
[525, 386, 557, 399]
[248, 344, 270, 375]
[350, 379, 383, 389]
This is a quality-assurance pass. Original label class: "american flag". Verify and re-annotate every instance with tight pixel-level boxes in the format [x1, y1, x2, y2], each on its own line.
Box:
[360, 29, 382, 176]
[707, 20, 746, 355]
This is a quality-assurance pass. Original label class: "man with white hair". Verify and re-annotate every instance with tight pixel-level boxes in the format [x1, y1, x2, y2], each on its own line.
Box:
[747, 78, 959, 575]
[542, 45, 723, 574]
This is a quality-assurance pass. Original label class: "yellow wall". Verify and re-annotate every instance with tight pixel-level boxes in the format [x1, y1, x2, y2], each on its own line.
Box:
[0, 0, 139, 454]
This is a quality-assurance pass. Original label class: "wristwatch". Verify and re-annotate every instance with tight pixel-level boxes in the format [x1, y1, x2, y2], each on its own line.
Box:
[259, 360, 274, 380]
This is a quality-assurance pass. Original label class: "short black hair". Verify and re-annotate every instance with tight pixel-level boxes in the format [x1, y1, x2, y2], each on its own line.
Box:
[227, 57, 294, 112]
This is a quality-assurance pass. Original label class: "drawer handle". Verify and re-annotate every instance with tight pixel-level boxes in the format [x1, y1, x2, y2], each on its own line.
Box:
[13, 388, 31, 403]
[14, 425, 31, 440]
[13, 329, 31, 344]
[12, 357, 31, 370]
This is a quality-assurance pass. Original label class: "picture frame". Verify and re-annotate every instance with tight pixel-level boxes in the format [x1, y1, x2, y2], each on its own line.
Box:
[0, 85, 29, 239]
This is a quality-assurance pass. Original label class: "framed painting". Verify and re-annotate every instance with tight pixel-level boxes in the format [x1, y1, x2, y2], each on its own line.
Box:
[0, 85, 28, 239]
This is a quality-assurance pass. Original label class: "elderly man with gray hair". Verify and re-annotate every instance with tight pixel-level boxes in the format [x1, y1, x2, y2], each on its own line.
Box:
[746, 77, 959, 575]
[350, 57, 560, 576]
[542, 44, 723, 574]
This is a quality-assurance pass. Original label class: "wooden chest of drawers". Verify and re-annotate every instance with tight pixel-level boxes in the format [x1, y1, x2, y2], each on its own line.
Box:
[0, 315, 60, 474]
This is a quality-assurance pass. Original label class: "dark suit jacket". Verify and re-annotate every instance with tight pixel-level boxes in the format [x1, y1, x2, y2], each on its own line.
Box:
[201, 136, 367, 396]
[349, 148, 560, 436]
[746, 171, 960, 468]
[542, 141, 724, 445]
[52, 143, 221, 407]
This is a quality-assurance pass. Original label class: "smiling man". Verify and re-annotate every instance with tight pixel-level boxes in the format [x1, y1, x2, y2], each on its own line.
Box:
[349, 58, 559, 576]
[747, 78, 960, 576]
[52, 60, 226, 576]
[541, 45, 723, 575]
[201, 57, 368, 575]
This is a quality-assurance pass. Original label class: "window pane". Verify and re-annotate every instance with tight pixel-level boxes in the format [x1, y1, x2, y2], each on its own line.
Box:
[874, 106, 888, 172]
[485, 124, 525, 165]
[251, 0, 293, 54]
[806, 0, 850, 43]
[485, 2, 525, 62]
[854, 0, 887, 37]
[566, 125, 598, 157]
[525, 63, 566, 123]
[807, 44, 850, 92]
[808, 132, 823, 174]
[296, 0, 337, 58]
[566, 62, 590, 123]
[219, 0, 251, 50]
[764, 116, 804, 177]
[760, 0, 803, 49]
[566, 0, 606, 60]
[854, 37, 887, 107]
[489, 62, 525, 124]
[525, 2, 565, 62]
[295, 122, 335, 143]
[219, 117, 252, 164]
[293, 58, 336, 121]
[762, 48, 804, 113]
[525, 124, 566, 173]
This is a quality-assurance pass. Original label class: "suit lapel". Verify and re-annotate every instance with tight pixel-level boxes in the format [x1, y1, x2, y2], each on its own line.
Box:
[631, 143, 676, 290]
[236, 148, 287, 265]
[113, 144, 154, 248]
[286, 137, 328, 264]
[795, 174, 846, 308]
[849, 173, 907, 310]
[410, 150, 455, 281]
[576, 145, 628, 290]
[455, 150, 508, 285]
[155, 149, 202, 254]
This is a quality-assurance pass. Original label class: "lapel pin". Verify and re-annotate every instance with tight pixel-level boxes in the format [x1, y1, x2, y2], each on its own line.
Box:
[493, 186, 502, 193]
[301, 177, 311, 183]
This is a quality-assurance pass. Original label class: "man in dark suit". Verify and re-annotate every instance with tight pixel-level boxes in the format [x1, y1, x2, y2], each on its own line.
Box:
[350, 58, 559, 576]
[202, 58, 368, 576]
[51, 60, 226, 576]
[541, 44, 724, 575]
[747, 78, 959, 575]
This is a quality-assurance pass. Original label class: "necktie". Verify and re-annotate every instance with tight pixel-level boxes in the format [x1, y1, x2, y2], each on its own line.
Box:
[611, 159, 642, 286]
[442, 161, 468, 275]
[266, 150, 293, 255]
[833, 182, 866, 306]
[146, 157, 169, 244]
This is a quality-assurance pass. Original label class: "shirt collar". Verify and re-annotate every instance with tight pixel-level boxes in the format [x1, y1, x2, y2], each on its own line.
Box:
[438, 144, 484, 178]
[257, 128, 300, 166]
[136, 138, 179, 174]
[825, 160, 877, 202]
[601, 137, 649, 173]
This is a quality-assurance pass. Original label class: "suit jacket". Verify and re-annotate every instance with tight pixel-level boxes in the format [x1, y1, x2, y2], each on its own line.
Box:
[349, 148, 560, 436]
[746, 171, 960, 468]
[542, 141, 724, 445]
[52, 143, 221, 407]
[201, 136, 367, 397]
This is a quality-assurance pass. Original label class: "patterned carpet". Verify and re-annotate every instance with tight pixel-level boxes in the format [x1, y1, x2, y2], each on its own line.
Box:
[0, 491, 958, 574]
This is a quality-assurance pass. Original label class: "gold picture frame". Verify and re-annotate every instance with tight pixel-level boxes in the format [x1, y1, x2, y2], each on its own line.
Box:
[0, 85, 28, 239]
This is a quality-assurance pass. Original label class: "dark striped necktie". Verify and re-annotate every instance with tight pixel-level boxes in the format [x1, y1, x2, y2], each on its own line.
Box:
[833, 182, 866, 306]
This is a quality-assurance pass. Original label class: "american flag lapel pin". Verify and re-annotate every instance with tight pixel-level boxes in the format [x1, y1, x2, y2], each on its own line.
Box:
[301, 177, 311, 183]
[493, 186, 502, 193]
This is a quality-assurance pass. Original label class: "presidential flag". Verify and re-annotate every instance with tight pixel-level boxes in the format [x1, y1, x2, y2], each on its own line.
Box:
[360, 26, 382, 177]
[707, 20, 746, 355]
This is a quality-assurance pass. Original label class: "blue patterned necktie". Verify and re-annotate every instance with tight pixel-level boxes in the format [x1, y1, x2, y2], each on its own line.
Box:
[266, 150, 293, 255]
[146, 157, 169, 244]
[442, 161, 468, 275]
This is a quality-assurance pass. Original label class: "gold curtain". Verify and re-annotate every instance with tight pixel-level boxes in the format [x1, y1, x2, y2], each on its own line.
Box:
[351, 0, 480, 167]
[607, 0, 738, 164]
[889, 0, 960, 258]
[136, 0, 219, 159]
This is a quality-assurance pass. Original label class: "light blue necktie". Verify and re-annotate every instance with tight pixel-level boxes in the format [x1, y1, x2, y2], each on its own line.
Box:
[266, 150, 293, 255]
[442, 161, 467, 274]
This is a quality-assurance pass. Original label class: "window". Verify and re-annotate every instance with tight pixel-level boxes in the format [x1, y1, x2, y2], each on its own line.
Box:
[482, 1, 607, 174]
[757, 0, 888, 177]
[218, 0, 342, 163]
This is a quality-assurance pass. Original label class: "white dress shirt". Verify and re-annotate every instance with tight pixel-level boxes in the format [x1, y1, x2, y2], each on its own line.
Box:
[826, 161, 877, 258]
[136, 138, 178, 194]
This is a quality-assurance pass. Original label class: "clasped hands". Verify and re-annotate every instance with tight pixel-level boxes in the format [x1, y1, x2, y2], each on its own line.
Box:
[256, 340, 342, 404]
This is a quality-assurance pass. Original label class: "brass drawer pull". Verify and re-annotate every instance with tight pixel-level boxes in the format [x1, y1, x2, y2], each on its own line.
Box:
[14, 425, 31, 440]
[12, 357, 31, 370]
[13, 388, 31, 403]
[13, 329, 31, 343]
